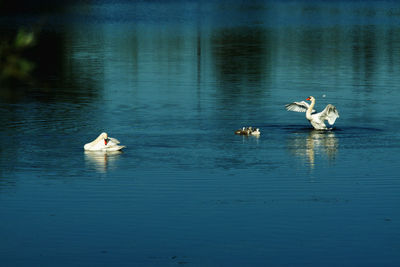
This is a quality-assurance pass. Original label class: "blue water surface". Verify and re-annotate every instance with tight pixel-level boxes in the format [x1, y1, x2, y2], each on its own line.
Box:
[1, 1, 400, 266]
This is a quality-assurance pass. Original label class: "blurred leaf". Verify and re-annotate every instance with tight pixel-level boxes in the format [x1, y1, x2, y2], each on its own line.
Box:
[1, 54, 35, 80]
[15, 29, 35, 48]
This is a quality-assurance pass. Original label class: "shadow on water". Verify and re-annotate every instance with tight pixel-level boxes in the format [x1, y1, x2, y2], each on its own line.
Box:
[281, 124, 383, 134]
[333, 126, 383, 134]
[0, 0, 78, 15]
[0, 28, 101, 103]
[0, 0, 102, 103]
[210, 26, 272, 125]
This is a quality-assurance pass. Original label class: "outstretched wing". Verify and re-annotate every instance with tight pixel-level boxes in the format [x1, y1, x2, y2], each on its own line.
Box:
[285, 101, 314, 113]
[319, 104, 339, 125]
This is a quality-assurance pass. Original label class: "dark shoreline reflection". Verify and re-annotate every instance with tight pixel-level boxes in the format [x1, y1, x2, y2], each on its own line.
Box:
[211, 27, 270, 97]
[287, 129, 338, 169]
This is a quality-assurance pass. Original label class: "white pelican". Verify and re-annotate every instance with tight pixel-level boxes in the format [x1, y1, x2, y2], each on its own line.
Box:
[84, 132, 125, 151]
[285, 96, 339, 130]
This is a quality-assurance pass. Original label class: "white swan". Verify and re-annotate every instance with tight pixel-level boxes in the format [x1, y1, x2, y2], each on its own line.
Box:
[285, 96, 339, 130]
[84, 132, 125, 151]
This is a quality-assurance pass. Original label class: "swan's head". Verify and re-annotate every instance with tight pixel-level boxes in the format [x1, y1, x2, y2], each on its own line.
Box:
[306, 96, 314, 101]
[100, 132, 108, 145]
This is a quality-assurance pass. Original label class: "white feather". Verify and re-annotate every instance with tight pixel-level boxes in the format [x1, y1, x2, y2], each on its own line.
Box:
[319, 104, 339, 125]
[285, 101, 315, 113]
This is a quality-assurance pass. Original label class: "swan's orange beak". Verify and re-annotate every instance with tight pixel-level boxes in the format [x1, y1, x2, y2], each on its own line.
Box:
[104, 139, 108, 145]
[306, 97, 311, 101]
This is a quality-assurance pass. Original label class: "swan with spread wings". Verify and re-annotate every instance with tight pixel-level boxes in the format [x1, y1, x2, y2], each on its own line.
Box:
[285, 96, 339, 130]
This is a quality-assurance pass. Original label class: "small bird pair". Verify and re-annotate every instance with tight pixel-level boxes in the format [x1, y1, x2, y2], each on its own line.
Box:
[235, 126, 260, 136]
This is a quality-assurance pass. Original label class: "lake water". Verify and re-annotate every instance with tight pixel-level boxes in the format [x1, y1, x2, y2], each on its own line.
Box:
[1, 1, 400, 266]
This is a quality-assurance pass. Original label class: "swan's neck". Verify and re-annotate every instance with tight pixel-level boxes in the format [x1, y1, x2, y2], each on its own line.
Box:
[306, 98, 315, 119]
[91, 134, 106, 146]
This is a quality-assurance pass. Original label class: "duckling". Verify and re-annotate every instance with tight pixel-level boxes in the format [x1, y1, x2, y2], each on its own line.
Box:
[250, 128, 260, 136]
[234, 127, 247, 135]
[235, 127, 246, 135]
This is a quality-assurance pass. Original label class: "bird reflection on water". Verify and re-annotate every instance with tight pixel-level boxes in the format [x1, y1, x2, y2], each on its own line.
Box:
[287, 129, 338, 169]
[84, 151, 123, 173]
